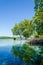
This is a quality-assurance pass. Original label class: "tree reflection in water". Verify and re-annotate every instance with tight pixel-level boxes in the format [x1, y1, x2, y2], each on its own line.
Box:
[12, 44, 43, 65]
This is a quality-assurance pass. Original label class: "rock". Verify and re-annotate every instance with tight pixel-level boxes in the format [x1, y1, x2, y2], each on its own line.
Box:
[27, 38, 43, 46]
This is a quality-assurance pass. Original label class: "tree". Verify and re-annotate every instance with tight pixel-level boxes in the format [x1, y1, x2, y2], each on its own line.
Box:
[34, 0, 43, 11]
[12, 19, 34, 38]
[34, 0, 43, 36]
[12, 24, 20, 35]
[33, 8, 43, 35]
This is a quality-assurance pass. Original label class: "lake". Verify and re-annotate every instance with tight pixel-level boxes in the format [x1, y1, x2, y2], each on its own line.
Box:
[0, 39, 43, 65]
[0, 39, 25, 65]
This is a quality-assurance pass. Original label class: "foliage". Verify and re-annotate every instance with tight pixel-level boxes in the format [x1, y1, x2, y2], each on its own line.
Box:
[12, 44, 43, 65]
[34, 0, 43, 11]
[12, 0, 43, 38]
[34, 0, 43, 36]
[33, 8, 43, 35]
[11, 0, 43, 65]
[12, 19, 34, 38]
[12, 24, 20, 35]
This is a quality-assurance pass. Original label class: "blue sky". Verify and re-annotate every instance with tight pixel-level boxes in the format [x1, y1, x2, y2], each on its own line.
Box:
[0, 0, 34, 36]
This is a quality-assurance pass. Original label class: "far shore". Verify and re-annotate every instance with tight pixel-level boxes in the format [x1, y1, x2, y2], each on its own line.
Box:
[0, 36, 16, 39]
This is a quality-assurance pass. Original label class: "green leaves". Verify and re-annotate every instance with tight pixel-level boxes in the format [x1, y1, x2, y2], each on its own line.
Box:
[34, 0, 43, 11]
[12, 24, 20, 35]
[34, 0, 43, 36]
[33, 8, 43, 35]
[12, 19, 34, 38]
[11, 0, 43, 38]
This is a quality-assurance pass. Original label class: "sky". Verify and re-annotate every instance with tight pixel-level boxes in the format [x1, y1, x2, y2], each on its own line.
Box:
[0, 0, 34, 36]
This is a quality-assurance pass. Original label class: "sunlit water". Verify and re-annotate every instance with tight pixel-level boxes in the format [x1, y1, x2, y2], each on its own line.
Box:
[0, 39, 25, 65]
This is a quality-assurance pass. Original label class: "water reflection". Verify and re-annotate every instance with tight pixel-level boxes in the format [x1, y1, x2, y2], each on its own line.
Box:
[0, 39, 25, 65]
[0, 39, 25, 46]
[0, 39, 43, 65]
[12, 44, 43, 65]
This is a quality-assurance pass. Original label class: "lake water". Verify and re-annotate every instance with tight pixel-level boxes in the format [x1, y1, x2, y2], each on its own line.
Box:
[0, 39, 43, 65]
[0, 39, 25, 65]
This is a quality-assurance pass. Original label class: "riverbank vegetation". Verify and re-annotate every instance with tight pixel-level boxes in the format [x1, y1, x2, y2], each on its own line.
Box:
[12, 0, 43, 65]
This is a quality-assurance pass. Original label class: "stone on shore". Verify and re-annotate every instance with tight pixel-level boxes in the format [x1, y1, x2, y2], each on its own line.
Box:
[27, 38, 43, 46]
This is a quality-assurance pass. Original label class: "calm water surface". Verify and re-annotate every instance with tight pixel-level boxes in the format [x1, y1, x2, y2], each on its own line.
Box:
[0, 39, 43, 65]
[0, 39, 25, 65]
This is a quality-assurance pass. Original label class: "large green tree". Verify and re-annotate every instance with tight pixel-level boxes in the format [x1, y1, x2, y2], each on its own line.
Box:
[12, 19, 34, 38]
[33, 8, 43, 35]
[34, 0, 43, 36]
